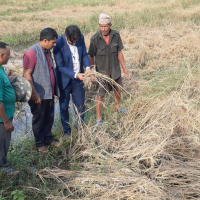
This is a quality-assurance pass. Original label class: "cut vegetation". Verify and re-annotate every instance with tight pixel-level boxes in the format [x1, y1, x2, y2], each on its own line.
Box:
[1, 0, 200, 199]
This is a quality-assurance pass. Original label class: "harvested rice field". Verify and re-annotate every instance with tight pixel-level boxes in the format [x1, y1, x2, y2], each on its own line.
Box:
[1, 0, 200, 199]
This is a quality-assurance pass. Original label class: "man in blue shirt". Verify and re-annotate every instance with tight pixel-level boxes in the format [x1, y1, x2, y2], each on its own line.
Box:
[53, 25, 90, 137]
[0, 42, 19, 175]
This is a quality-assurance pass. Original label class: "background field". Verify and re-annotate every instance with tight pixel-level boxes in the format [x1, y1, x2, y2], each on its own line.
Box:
[1, 0, 200, 199]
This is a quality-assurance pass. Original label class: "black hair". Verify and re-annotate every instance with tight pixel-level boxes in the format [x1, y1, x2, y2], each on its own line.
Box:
[0, 42, 8, 49]
[40, 28, 58, 41]
[65, 25, 81, 42]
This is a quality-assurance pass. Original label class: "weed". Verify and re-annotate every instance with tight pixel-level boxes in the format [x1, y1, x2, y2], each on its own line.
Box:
[11, 190, 26, 200]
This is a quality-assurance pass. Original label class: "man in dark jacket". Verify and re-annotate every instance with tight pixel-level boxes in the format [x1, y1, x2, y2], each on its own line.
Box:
[23, 28, 60, 153]
[88, 13, 130, 125]
[53, 25, 90, 137]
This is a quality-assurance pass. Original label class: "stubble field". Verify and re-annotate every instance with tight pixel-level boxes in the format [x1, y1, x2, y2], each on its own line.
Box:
[1, 0, 200, 199]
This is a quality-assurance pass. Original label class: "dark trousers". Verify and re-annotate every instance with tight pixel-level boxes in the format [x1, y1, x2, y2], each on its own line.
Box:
[59, 79, 85, 135]
[0, 119, 12, 167]
[28, 98, 54, 147]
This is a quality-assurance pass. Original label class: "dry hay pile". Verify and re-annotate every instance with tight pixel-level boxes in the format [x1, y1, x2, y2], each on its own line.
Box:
[37, 73, 200, 199]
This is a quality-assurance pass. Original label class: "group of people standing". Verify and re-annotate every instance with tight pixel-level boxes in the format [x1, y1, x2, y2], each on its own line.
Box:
[0, 13, 130, 175]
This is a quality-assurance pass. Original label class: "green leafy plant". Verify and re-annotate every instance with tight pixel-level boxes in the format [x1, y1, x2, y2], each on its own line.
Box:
[11, 190, 26, 200]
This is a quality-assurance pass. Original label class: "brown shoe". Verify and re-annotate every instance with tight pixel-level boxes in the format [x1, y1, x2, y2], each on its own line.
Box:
[50, 141, 61, 147]
[38, 146, 49, 153]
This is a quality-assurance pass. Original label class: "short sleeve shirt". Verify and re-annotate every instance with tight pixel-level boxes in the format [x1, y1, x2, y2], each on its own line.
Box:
[23, 49, 55, 96]
[0, 66, 16, 122]
[88, 29, 124, 80]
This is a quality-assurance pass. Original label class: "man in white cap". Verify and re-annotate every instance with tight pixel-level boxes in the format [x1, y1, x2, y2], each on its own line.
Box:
[88, 13, 130, 125]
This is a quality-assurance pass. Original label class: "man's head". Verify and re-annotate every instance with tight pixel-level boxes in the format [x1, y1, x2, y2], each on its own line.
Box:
[0, 42, 10, 65]
[39, 28, 58, 50]
[65, 25, 81, 45]
[99, 13, 112, 37]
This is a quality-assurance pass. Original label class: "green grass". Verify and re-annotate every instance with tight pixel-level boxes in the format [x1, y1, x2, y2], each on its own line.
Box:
[0, 33, 39, 47]
[0, 116, 77, 199]
[0, 103, 106, 199]
[0, 0, 117, 9]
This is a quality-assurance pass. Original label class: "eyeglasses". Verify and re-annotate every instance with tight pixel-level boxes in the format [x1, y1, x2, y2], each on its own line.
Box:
[69, 40, 77, 45]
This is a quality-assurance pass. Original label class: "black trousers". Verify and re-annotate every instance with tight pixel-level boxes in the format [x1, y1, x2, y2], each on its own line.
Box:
[28, 98, 54, 148]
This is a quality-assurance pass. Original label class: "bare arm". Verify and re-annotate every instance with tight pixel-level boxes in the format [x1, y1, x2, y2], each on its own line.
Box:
[118, 51, 130, 79]
[0, 103, 14, 132]
[23, 68, 41, 104]
[89, 56, 95, 69]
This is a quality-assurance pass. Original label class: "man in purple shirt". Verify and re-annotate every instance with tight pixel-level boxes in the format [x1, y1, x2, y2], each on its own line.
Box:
[23, 28, 60, 153]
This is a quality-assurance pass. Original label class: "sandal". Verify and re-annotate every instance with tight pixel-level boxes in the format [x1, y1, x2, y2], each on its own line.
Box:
[38, 146, 49, 153]
[50, 141, 61, 147]
[95, 120, 103, 126]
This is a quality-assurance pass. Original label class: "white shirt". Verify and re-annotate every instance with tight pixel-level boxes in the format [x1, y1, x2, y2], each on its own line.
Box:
[67, 40, 89, 78]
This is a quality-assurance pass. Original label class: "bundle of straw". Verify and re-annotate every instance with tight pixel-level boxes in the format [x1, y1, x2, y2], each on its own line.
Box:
[83, 68, 131, 98]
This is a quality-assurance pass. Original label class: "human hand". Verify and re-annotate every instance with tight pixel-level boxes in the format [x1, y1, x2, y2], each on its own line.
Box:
[85, 68, 90, 75]
[77, 73, 86, 81]
[4, 120, 14, 132]
[124, 68, 130, 79]
[32, 92, 41, 104]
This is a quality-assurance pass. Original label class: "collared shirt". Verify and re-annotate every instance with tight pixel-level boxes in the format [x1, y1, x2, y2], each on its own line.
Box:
[0, 66, 16, 122]
[66, 40, 80, 78]
[23, 47, 55, 96]
[88, 29, 124, 80]
[66, 39, 90, 78]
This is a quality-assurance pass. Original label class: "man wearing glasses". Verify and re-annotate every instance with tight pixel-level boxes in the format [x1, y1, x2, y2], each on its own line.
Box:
[53, 25, 90, 137]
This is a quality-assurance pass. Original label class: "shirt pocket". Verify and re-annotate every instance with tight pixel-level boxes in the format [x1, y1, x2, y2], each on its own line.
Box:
[111, 43, 118, 53]
[97, 46, 106, 56]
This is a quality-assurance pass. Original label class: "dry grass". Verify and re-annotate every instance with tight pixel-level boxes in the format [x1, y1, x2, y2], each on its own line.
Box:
[2, 0, 200, 199]
[119, 22, 200, 72]
[37, 72, 200, 199]
[83, 69, 131, 97]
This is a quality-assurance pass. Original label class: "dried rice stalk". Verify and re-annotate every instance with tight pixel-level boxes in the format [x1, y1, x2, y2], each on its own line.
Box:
[37, 79, 200, 199]
[83, 68, 131, 98]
